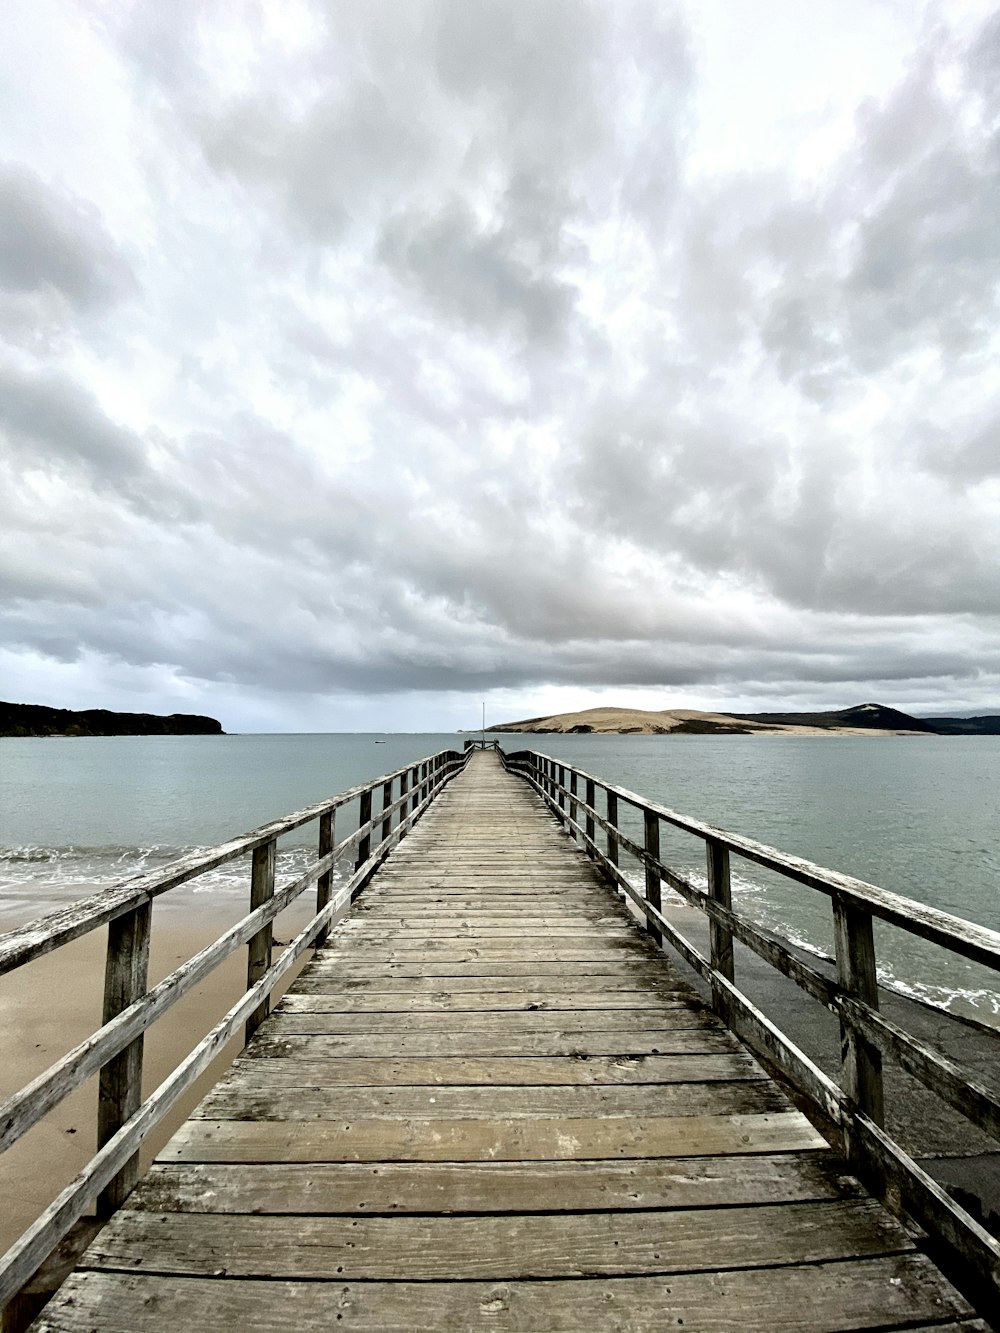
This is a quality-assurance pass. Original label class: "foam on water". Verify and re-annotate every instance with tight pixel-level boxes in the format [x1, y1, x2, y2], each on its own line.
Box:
[0, 843, 352, 921]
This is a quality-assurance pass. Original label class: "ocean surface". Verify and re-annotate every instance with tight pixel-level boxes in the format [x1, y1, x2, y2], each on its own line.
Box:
[1, 731, 997, 1022]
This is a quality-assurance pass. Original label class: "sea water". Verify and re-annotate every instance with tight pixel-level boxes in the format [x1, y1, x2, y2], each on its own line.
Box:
[1, 732, 997, 1021]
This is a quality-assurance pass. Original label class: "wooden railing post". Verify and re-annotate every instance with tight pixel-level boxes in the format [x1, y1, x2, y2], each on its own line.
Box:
[606, 790, 619, 893]
[96, 900, 151, 1215]
[644, 810, 662, 946]
[585, 777, 596, 856]
[381, 779, 393, 846]
[557, 764, 566, 820]
[398, 769, 409, 836]
[357, 790, 372, 870]
[420, 761, 428, 804]
[706, 837, 734, 1019]
[833, 894, 885, 1128]
[245, 837, 276, 1046]
[569, 771, 578, 837]
[315, 810, 335, 948]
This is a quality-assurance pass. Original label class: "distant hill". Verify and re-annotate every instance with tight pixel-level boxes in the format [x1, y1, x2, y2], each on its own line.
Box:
[486, 703, 936, 736]
[921, 715, 1000, 735]
[0, 701, 224, 738]
[730, 703, 939, 733]
[486, 702, 1000, 736]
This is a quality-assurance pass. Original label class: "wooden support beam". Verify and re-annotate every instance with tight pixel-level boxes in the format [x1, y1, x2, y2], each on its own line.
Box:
[96, 900, 151, 1216]
[315, 811, 335, 948]
[644, 810, 662, 947]
[245, 839, 276, 1046]
[833, 894, 885, 1130]
[398, 770, 409, 838]
[606, 790, 621, 899]
[706, 838, 734, 1020]
[356, 792, 372, 872]
[585, 778, 596, 856]
[381, 780, 393, 846]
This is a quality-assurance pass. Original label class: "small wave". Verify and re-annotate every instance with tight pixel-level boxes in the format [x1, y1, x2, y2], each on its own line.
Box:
[0, 843, 351, 907]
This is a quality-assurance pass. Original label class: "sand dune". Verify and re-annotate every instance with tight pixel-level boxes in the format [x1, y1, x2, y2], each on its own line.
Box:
[488, 705, 926, 736]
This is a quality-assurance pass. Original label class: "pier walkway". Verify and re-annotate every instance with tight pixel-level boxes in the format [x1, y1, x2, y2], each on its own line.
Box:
[34, 751, 983, 1330]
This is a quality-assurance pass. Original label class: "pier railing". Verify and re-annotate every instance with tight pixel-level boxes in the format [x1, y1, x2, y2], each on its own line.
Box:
[0, 745, 471, 1309]
[501, 747, 1000, 1297]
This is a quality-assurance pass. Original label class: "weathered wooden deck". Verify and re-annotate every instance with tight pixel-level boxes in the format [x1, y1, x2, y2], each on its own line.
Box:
[36, 750, 984, 1330]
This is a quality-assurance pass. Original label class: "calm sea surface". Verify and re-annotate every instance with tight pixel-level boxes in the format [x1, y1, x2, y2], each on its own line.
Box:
[1, 732, 997, 1020]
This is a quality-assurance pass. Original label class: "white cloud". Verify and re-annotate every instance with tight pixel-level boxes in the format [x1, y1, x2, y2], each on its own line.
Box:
[1, 0, 998, 729]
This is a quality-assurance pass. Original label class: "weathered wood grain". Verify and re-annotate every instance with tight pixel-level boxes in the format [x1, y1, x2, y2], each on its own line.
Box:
[263, 1007, 714, 1035]
[246, 1028, 741, 1057]
[82, 1199, 910, 1280]
[131, 1151, 858, 1215]
[159, 1110, 826, 1163]
[200, 1051, 765, 1086]
[193, 1079, 788, 1122]
[35, 1258, 983, 1332]
[276, 989, 694, 1013]
[292, 969, 687, 994]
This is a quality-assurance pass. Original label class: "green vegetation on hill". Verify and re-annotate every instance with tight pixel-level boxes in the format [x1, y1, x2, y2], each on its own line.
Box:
[0, 702, 224, 738]
[730, 703, 939, 733]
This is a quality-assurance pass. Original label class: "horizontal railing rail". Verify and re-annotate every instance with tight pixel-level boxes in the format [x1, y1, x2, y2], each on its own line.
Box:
[500, 746, 1000, 1301]
[0, 746, 471, 1311]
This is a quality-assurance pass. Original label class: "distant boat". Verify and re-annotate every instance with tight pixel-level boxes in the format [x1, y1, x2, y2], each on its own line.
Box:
[374, 739, 386, 744]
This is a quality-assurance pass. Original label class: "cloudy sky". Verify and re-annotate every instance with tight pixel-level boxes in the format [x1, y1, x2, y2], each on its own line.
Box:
[2, 1, 999, 732]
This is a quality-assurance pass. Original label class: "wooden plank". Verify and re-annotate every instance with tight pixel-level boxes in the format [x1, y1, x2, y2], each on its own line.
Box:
[246, 1028, 742, 1058]
[159, 1110, 826, 1163]
[303, 959, 680, 979]
[194, 1080, 788, 1122]
[200, 1052, 765, 1086]
[276, 990, 694, 1013]
[32, 1257, 983, 1332]
[313, 945, 662, 962]
[83, 1199, 910, 1280]
[293, 970, 689, 994]
[263, 1008, 716, 1035]
[130, 1151, 861, 1215]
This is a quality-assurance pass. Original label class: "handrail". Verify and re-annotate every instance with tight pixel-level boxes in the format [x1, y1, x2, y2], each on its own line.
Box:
[500, 746, 1000, 1301]
[0, 745, 472, 1310]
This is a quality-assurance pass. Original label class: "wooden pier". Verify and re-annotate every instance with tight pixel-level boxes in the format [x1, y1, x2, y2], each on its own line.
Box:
[20, 750, 989, 1329]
